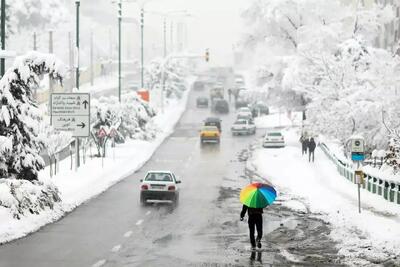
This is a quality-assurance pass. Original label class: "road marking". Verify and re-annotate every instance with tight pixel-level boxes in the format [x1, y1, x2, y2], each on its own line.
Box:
[136, 219, 144, 226]
[145, 211, 151, 216]
[124, 230, 133, 238]
[92, 259, 106, 267]
[111, 244, 122, 253]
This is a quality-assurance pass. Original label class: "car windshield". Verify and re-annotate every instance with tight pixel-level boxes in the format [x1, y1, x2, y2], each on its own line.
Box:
[203, 126, 218, 131]
[145, 173, 173, 182]
[268, 132, 282, 137]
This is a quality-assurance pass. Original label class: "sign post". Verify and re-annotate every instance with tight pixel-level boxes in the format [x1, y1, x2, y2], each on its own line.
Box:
[350, 136, 365, 213]
[109, 128, 118, 161]
[97, 127, 107, 168]
[51, 93, 90, 171]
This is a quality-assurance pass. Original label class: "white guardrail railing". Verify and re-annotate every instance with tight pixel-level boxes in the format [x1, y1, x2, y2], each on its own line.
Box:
[320, 143, 400, 205]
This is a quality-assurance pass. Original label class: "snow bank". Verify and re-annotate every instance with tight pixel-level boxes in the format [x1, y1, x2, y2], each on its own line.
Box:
[254, 111, 302, 129]
[0, 77, 194, 243]
[251, 129, 400, 264]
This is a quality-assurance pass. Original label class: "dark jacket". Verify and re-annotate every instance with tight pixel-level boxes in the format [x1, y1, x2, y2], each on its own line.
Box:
[240, 205, 263, 218]
[308, 138, 316, 152]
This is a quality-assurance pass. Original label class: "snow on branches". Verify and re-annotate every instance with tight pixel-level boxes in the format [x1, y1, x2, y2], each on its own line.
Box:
[0, 52, 66, 181]
[144, 59, 188, 99]
[90, 93, 157, 157]
[241, 0, 399, 148]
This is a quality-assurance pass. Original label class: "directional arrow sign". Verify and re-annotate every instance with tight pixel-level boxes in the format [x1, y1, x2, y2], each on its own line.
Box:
[51, 93, 90, 137]
[77, 122, 86, 128]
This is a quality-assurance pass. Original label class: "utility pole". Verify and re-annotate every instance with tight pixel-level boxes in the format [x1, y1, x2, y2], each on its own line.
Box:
[68, 31, 75, 93]
[1, 0, 6, 78]
[140, 7, 144, 89]
[90, 30, 94, 86]
[33, 32, 37, 50]
[170, 20, 173, 54]
[118, 0, 122, 102]
[163, 17, 167, 58]
[75, 0, 80, 170]
[49, 30, 54, 112]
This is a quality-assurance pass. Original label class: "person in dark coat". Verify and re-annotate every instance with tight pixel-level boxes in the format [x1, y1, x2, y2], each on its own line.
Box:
[300, 135, 308, 155]
[240, 205, 263, 249]
[308, 137, 316, 162]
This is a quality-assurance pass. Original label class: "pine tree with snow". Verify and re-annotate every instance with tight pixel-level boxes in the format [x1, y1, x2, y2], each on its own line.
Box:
[0, 52, 65, 181]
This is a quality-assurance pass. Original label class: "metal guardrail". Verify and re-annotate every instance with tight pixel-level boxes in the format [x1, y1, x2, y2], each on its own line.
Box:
[320, 143, 400, 205]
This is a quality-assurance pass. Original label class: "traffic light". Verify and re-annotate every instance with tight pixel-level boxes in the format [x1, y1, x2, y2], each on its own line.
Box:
[205, 49, 210, 62]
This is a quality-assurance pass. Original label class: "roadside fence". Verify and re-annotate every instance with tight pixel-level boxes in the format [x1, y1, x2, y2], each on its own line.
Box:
[320, 143, 400, 205]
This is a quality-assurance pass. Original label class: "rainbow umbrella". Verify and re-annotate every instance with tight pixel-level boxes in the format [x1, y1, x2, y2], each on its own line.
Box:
[240, 182, 277, 208]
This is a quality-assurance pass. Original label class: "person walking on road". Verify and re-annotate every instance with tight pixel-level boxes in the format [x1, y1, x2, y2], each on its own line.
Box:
[300, 135, 308, 155]
[240, 205, 263, 249]
[308, 137, 316, 162]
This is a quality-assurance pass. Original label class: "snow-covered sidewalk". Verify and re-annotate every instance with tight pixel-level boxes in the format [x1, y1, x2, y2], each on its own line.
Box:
[250, 129, 400, 265]
[0, 83, 191, 244]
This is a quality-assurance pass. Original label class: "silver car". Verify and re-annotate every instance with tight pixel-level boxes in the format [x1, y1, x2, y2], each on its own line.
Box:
[263, 132, 285, 148]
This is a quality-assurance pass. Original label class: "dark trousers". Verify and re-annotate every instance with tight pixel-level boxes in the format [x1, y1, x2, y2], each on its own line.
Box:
[248, 214, 263, 247]
[309, 150, 315, 162]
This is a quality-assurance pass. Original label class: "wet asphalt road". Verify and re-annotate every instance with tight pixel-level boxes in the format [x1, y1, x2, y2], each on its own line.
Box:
[0, 86, 346, 266]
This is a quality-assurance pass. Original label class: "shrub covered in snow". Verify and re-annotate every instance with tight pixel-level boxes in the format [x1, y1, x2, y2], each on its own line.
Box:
[90, 92, 157, 156]
[0, 179, 61, 219]
[0, 52, 66, 181]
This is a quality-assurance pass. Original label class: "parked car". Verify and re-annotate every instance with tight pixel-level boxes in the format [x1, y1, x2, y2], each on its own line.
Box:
[196, 97, 209, 108]
[212, 99, 229, 113]
[263, 131, 285, 148]
[200, 126, 220, 144]
[204, 117, 222, 132]
[140, 171, 181, 204]
[193, 81, 205, 91]
[231, 119, 256, 135]
[251, 102, 269, 116]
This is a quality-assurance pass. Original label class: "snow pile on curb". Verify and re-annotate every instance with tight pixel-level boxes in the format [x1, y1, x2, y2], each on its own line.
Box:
[0, 77, 194, 244]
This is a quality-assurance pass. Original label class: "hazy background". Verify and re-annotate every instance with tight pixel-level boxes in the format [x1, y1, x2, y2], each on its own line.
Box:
[77, 0, 248, 66]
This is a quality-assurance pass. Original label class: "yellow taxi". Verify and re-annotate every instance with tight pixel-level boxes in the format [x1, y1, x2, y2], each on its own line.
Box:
[200, 126, 220, 144]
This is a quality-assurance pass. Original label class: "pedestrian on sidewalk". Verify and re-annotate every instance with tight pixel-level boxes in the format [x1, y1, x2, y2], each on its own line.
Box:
[308, 137, 316, 162]
[300, 135, 308, 155]
[228, 88, 232, 102]
[240, 205, 263, 249]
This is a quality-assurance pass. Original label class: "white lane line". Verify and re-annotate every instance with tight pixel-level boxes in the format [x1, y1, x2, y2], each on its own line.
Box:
[111, 244, 122, 253]
[123, 230, 133, 238]
[92, 259, 106, 267]
[145, 211, 151, 216]
[136, 219, 144, 226]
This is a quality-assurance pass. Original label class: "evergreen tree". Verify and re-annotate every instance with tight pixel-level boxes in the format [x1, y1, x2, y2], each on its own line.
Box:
[0, 52, 65, 181]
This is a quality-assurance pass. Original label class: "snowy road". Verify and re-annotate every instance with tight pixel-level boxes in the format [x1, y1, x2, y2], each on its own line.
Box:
[0, 89, 348, 266]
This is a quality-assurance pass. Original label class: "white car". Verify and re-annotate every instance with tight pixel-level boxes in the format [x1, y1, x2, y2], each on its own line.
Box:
[231, 119, 256, 135]
[236, 107, 252, 117]
[263, 132, 285, 148]
[140, 171, 181, 204]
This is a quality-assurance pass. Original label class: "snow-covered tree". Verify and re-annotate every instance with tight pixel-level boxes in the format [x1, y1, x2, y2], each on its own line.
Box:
[0, 52, 66, 181]
[241, 0, 398, 148]
[11, 0, 69, 31]
[90, 93, 156, 156]
[144, 59, 188, 99]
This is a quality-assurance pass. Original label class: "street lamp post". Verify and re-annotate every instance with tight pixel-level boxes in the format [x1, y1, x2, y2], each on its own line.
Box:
[1, 0, 6, 77]
[140, 7, 144, 89]
[75, 0, 80, 170]
[118, 0, 122, 102]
